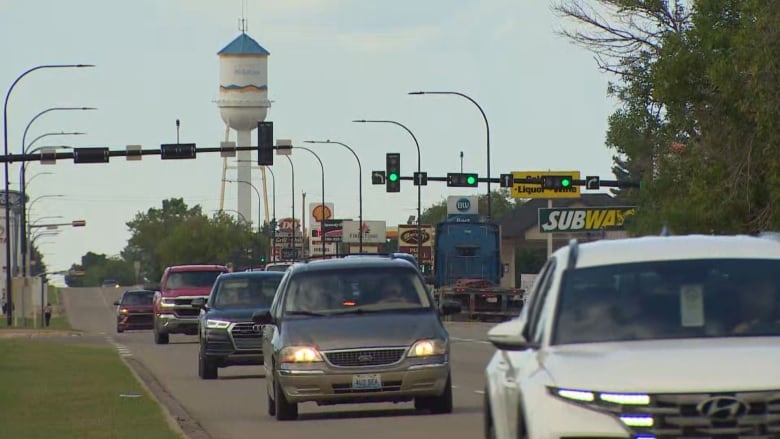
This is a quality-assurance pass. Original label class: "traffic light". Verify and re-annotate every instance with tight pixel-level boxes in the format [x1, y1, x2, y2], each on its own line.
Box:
[413, 172, 428, 186]
[386, 153, 400, 192]
[447, 172, 478, 187]
[160, 143, 196, 160]
[499, 173, 514, 188]
[585, 176, 600, 190]
[257, 121, 273, 165]
[542, 175, 573, 189]
[73, 147, 109, 164]
[260, 256, 267, 264]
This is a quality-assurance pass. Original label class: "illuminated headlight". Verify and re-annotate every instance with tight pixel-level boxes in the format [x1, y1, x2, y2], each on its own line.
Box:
[551, 387, 653, 429]
[119, 308, 129, 314]
[408, 339, 446, 357]
[160, 298, 176, 307]
[205, 319, 230, 329]
[280, 346, 323, 363]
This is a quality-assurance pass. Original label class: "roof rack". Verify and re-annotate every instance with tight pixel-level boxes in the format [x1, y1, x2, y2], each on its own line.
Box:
[567, 239, 579, 269]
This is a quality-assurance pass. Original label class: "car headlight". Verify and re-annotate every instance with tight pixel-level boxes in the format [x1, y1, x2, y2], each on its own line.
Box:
[280, 346, 323, 363]
[408, 339, 446, 357]
[205, 319, 230, 329]
[160, 298, 176, 307]
[550, 387, 653, 429]
[119, 308, 129, 314]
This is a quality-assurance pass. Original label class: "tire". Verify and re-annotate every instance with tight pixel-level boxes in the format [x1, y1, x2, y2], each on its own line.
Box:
[267, 392, 276, 416]
[198, 351, 217, 380]
[116, 326, 124, 333]
[153, 325, 169, 345]
[274, 378, 298, 420]
[417, 373, 453, 414]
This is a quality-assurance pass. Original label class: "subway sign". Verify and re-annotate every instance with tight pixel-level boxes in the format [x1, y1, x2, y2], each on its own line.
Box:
[538, 206, 636, 233]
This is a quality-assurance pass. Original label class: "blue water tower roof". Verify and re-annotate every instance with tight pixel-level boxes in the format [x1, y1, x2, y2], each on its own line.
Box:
[218, 32, 270, 56]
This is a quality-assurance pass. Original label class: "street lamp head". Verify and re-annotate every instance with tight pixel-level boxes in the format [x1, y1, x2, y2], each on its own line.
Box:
[76, 64, 96, 68]
[352, 120, 367, 123]
[408, 91, 425, 95]
[81, 107, 98, 110]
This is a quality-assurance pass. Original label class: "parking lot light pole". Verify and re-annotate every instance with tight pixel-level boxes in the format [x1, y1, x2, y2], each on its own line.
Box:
[293, 146, 326, 257]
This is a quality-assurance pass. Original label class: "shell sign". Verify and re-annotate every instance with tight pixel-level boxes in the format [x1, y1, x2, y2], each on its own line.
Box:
[309, 202, 334, 225]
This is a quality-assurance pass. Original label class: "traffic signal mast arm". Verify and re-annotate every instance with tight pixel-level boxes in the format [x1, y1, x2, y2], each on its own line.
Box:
[392, 175, 640, 188]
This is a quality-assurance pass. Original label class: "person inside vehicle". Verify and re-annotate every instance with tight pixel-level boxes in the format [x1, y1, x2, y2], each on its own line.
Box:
[378, 277, 416, 305]
[291, 279, 329, 311]
[732, 278, 780, 335]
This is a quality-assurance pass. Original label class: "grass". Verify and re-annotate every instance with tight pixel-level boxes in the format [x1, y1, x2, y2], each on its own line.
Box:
[0, 339, 182, 439]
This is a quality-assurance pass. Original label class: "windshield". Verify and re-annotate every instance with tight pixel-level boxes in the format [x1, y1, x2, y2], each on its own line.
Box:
[552, 259, 780, 345]
[121, 291, 154, 305]
[212, 276, 282, 309]
[283, 267, 431, 315]
[165, 271, 224, 289]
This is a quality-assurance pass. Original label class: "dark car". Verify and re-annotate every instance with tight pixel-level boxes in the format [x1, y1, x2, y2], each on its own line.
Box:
[254, 254, 462, 420]
[194, 271, 285, 379]
[114, 289, 155, 333]
[102, 279, 120, 288]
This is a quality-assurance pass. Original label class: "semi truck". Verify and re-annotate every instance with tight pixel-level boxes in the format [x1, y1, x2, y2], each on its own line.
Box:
[432, 220, 525, 321]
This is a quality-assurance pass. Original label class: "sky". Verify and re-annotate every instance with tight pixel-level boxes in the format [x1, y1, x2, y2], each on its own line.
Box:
[0, 0, 617, 281]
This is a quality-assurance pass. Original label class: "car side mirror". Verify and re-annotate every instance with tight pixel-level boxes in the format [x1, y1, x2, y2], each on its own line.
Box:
[487, 319, 539, 351]
[113, 301, 119, 306]
[252, 310, 273, 325]
[192, 297, 207, 309]
[439, 299, 462, 316]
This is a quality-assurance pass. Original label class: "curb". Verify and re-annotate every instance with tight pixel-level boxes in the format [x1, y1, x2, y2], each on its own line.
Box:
[121, 355, 213, 439]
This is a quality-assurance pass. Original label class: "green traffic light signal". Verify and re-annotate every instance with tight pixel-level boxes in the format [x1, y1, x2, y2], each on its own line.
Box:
[466, 175, 476, 185]
[389, 172, 399, 182]
[561, 177, 571, 187]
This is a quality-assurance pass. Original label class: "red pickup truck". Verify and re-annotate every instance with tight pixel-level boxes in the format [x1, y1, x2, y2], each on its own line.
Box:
[153, 264, 229, 344]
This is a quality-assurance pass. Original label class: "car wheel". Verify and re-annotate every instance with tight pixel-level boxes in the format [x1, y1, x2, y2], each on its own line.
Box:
[274, 378, 298, 420]
[198, 351, 217, 380]
[417, 373, 453, 414]
[116, 326, 124, 333]
[153, 325, 169, 345]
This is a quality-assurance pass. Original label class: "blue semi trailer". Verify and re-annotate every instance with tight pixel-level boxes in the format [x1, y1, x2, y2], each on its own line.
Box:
[433, 220, 524, 321]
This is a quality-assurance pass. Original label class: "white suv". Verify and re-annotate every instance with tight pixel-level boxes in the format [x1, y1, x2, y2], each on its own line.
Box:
[484, 235, 780, 439]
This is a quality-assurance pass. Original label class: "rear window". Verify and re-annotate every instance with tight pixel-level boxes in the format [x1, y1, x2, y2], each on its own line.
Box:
[165, 270, 224, 289]
[121, 291, 154, 305]
[212, 276, 282, 309]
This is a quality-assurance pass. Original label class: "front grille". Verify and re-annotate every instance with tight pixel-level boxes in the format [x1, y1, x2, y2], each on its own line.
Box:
[173, 308, 199, 318]
[172, 298, 194, 306]
[125, 314, 153, 325]
[324, 348, 406, 367]
[580, 390, 780, 439]
[229, 322, 263, 350]
[332, 380, 403, 394]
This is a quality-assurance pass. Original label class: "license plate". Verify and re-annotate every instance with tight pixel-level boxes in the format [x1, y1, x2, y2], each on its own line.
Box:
[352, 374, 382, 390]
[486, 297, 498, 303]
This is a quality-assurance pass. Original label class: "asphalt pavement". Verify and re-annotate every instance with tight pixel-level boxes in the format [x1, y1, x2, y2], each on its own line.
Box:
[63, 287, 499, 439]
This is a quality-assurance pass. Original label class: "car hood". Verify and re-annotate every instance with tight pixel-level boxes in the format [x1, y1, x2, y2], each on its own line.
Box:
[282, 311, 445, 351]
[161, 287, 212, 298]
[541, 337, 780, 393]
[205, 307, 270, 322]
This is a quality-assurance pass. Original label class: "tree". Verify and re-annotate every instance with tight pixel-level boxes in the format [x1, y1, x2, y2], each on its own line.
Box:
[556, 0, 780, 234]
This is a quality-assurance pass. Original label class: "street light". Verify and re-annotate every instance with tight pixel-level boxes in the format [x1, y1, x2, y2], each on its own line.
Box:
[292, 146, 326, 258]
[3, 63, 94, 326]
[305, 140, 363, 253]
[25, 171, 53, 190]
[353, 119, 423, 262]
[283, 155, 296, 260]
[214, 209, 249, 224]
[224, 179, 262, 233]
[233, 160, 277, 225]
[409, 91, 492, 219]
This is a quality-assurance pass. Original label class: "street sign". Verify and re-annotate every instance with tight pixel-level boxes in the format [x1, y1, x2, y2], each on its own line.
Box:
[511, 171, 581, 199]
[499, 173, 514, 188]
[586, 175, 600, 190]
[280, 247, 300, 260]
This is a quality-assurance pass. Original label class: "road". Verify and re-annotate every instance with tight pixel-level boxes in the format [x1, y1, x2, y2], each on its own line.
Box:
[63, 287, 499, 439]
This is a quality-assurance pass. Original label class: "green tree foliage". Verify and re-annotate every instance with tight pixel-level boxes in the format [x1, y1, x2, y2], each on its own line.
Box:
[64, 253, 135, 287]
[557, 0, 780, 234]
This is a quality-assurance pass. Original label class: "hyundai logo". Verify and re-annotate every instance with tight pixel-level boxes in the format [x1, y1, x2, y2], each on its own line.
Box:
[357, 354, 373, 362]
[696, 396, 749, 420]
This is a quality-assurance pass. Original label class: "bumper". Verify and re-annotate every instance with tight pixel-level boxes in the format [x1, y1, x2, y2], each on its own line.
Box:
[277, 361, 449, 405]
[202, 328, 263, 366]
[155, 313, 199, 334]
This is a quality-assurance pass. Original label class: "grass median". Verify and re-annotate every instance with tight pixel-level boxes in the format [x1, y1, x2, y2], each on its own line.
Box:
[0, 339, 182, 439]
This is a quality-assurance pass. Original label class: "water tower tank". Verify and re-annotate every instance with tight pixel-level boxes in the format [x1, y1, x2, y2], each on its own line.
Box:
[216, 32, 270, 130]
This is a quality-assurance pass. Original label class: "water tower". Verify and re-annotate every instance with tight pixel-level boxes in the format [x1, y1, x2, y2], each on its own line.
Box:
[216, 29, 270, 225]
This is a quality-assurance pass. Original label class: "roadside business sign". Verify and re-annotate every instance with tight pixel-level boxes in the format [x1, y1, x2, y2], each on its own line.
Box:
[512, 171, 581, 199]
[538, 206, 636, 233]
